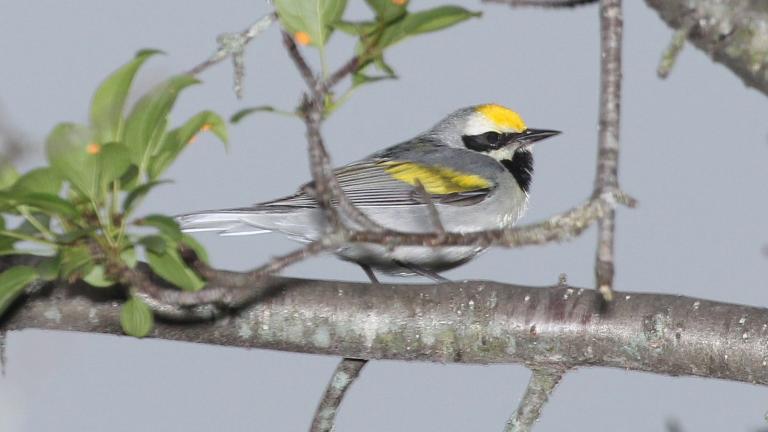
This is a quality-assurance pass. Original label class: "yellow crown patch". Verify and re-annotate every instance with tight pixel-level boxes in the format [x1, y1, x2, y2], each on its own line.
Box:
[477, 104, 527, 132]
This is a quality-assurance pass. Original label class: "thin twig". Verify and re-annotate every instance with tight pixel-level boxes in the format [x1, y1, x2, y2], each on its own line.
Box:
[149, 193, 631, 310]
[187, 12, 276, 97]
[286, 39, 383, 231]
[347, 193, 633, 249]
[282, 32, 320, 93]
[187, 12, 275, 76]
[414, 180, 446, 236]
[303, 96, 342, 227]
[320, 56, 360, 94]
[593, 0, 624, 301]
[483, 0, 598, 7]
[504, 367, 566, 432]
[310, 358, 367, 432]
[657, 23, 692, 79]
[122, 240, 329, 318]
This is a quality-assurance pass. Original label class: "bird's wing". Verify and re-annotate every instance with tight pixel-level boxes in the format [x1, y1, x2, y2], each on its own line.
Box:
[261, 159, 495, 208]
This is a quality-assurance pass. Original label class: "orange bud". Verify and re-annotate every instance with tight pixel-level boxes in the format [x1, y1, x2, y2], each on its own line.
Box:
[86, 143, 101, 155]
[187, 134, 198, 145]
[200, 123, 213, 132]
[392, 0, 407, 5]
[294, 31, 311, 46]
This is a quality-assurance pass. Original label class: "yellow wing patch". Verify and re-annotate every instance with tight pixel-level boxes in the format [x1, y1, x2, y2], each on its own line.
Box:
[477, 104, 527, 132]
[380, 161, 491, 195]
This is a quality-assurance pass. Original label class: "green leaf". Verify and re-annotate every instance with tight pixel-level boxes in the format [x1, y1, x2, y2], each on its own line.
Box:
[365, 0, 407, 22]
[138, 234, 167, 254]
[15, 212, 50, 236]
[45, 126, 131, 200]
[90, 49, 163, 143]
[375, 6, 479, 50]
[0, 217, 17, 254]
[146, 110, 227, 180]
[14, 211, 51, 237]
[56, 227, 96, 244]
[119, 165, 140, 191]
[98, 142, 133, 186]
[137, 214, 181, 241]
[0, 266, 38, 317]
[123, 75, 200, 170]
[274, 0, 348, 47]
[45, 123, 100, 198]
[401, 6, 480, 36]
[0, 163, 19, 190]
[181, 233, 209, 264]
[352, 71, 396, 88]
[12, 193, 78, 219]
[36, 255, 62, 281]
[120, 246, 138, 268]
[11, 167, 62, 195]
[59, 246, 93, 279]
[122, 180, 172, 214]
[120, 297, 154, 338]
[83, 265, 115, 288]
[334, 20, 377, 36]
[147, 247, 204, 291]
[230, 106, 280, 124]
[373, 55, 397, 76]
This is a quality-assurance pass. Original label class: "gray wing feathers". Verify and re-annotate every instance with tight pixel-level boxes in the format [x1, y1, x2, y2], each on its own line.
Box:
[177, 150, 501, 238]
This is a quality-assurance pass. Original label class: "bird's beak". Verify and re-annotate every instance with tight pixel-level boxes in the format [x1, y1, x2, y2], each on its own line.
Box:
[515, 128, 561, 147]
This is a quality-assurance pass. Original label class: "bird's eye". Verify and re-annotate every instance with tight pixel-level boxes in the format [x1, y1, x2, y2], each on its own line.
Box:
[484, 132, 500, 144]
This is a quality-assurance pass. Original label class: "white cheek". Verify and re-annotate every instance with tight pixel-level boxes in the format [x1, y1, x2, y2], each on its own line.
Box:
[487, 147, 516, 160]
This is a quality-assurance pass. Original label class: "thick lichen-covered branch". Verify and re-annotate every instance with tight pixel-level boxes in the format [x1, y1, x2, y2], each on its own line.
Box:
[4, 278, 768, 387]
[645, 0, 768, 96]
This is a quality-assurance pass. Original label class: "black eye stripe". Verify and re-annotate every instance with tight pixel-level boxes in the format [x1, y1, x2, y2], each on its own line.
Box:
[485, 131, 500, 144]
[462, 132, 526, 152]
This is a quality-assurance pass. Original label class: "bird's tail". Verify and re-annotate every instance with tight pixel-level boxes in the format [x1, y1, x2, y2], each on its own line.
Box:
[176, 208, 273, 236]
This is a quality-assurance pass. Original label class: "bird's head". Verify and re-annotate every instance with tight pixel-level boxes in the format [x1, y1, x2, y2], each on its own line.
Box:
[426, 104, 561, 161]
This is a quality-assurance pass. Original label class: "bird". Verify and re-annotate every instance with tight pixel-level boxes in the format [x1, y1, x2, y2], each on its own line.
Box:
[177, 104, 560, 281]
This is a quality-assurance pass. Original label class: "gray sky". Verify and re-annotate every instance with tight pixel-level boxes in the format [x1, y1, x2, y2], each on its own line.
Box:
[1, 1, 767, 431]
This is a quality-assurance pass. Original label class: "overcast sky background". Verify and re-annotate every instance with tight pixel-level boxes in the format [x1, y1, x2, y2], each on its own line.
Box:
[1, 1, 767, 431]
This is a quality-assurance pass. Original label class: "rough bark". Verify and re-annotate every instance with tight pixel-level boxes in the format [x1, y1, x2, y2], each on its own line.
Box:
[645, 0, 768, 96]
[4, 278, 768, 386]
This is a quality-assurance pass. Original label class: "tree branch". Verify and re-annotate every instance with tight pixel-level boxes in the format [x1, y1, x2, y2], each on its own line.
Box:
[187, 12, 276, 96]
[593, 0, 624, 302]
[310, 358, 367, 432]
[5, 278, 768, 387]
[282, 32, 320, 93]
[483, 0, 597, 7]
[645, 0, 768, 96]
[505, 367, 566, 432]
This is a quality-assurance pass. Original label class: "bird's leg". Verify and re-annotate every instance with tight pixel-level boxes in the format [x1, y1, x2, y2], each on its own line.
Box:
[393, 260, 449, 283]
[358, 263, 380, 284]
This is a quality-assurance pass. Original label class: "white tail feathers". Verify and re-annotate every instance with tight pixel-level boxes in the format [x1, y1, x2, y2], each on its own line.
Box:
[176, 211, 271, 236]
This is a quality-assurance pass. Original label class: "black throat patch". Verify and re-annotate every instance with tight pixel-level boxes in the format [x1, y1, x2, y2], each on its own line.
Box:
[501, 151, 533, 193]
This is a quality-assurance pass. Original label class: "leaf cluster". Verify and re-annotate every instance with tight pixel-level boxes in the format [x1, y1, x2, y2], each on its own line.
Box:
[235, 0, 480, 121]
[0, 51, 225, 336]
